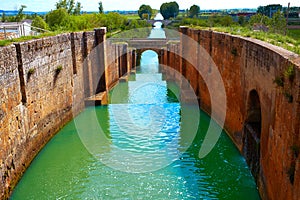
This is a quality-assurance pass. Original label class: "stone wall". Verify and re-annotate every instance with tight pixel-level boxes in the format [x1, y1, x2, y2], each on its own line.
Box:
[0, 28, 131, 199]
[71, 32, 85, 115]
[2, 25, 299, 200]
[161, 27, 300, 200]
[106, 41, 120, 89]
[0, 45, 23, 198]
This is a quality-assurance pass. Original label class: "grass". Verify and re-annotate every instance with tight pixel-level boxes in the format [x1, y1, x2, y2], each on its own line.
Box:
[201, 26, 300, 55]
[168, 16, 300, 54]
[287, 29, 300, 41]
[123, 14, 140, 20]
[0, 31, 64, 47]
[110, 27, 152, 39]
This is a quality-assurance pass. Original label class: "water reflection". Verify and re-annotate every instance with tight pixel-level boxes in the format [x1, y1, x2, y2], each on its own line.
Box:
[106, 50, 182, 172]
[149, 13, 166, 38]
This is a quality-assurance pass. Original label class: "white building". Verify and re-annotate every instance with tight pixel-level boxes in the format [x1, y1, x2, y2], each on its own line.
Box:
[0, 20, 33, 38]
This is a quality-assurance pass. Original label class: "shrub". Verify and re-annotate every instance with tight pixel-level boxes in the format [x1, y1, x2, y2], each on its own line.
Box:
[32, 16, 49, 32]
[219, 15, 235, 27]
[46, 8, 70, 31]
[270, 11, 286, 34]
[249, 14, 271, 27]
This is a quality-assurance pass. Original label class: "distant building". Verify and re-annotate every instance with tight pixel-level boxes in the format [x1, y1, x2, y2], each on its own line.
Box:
[21, 19, 33, 24]
[230, 12, 256, 22]
[236, 12, 256, 17]
[0, 20, 33, 39]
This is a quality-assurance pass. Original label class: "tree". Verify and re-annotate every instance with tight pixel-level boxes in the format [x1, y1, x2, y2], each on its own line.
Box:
[220, 15, 234, 26]
[15, 5, 27, 22]
[238, 15, 245, 26]
[257, 4, 282, 17]
[249, 13, 271, 26]
[185, 9, 188, 17]
[32, 16, 49, 31]
[55, 0, 81, 15]
[56, 0, 68, 10]
[73, 2, 82, 15]
[160, 1, 179, 20]
[285, 6, 300, 18]
[46, 8, 69, 30]
[257, 6, 266, 15]
[189, 5, 200, 18]
[138, 4, 152, 20]
[270, 11, 286, 34]
[1, 12, 6, 22]
[67, 0, 75, 14]
[98, 1, 104, 14]
[99, 12, 127, 32]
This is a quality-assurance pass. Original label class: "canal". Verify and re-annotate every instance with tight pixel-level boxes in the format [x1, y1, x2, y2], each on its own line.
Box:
[11, 14, 260, 200]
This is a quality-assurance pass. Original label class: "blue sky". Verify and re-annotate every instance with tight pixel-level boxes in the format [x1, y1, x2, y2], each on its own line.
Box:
[1, 0, 299, 12]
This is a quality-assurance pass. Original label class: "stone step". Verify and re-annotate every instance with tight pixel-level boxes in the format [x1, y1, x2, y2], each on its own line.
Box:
[85, 91, 108, 106]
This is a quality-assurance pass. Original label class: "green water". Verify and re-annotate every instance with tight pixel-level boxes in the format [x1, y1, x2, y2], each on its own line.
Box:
[11, 50, 260, 199]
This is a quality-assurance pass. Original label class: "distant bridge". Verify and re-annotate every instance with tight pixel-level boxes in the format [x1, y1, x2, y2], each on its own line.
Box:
[127, 38, 172, 49]
[146, 20, 173, 26]
[108, 38, 180, 53]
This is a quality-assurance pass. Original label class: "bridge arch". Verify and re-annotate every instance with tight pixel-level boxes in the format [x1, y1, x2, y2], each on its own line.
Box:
[136, 48, 165, 66]
[137, 48, 162, 55]
[243, 89, 262, 181]
[146, 19, 173, 26]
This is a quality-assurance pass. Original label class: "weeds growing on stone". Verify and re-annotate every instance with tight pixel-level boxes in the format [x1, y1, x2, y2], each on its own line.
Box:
[284, 65, 295, 82]
[283, 91, 293, 103]
[55, 65, 63, 74]
[273, 76, 284, 87]
[28, 68, 35, 75]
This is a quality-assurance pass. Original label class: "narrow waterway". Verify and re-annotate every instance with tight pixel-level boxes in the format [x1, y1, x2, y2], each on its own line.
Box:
[11, 14, 260, 200]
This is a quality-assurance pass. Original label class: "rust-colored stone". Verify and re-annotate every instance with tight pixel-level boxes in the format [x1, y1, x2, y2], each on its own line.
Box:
[0, 28, 134, 199]
[162, 28, 300, 200]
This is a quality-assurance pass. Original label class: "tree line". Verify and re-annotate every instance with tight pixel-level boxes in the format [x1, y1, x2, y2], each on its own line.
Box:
[174, 3, 296, 36]
[1, 1, 298, 37]
[1, 0, 150, 33]
[138, 2, 200, 20]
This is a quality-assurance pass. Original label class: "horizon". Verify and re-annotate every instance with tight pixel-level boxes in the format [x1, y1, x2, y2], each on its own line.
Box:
[0, 0, 299, 13]
[0, 7, 259, 13]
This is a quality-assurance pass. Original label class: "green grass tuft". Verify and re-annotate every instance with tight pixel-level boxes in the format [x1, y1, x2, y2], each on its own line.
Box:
[0, 32, 64, 47]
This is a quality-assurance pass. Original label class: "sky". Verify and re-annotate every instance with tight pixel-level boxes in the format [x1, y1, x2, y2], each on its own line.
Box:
[0, 0, 299, 12]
